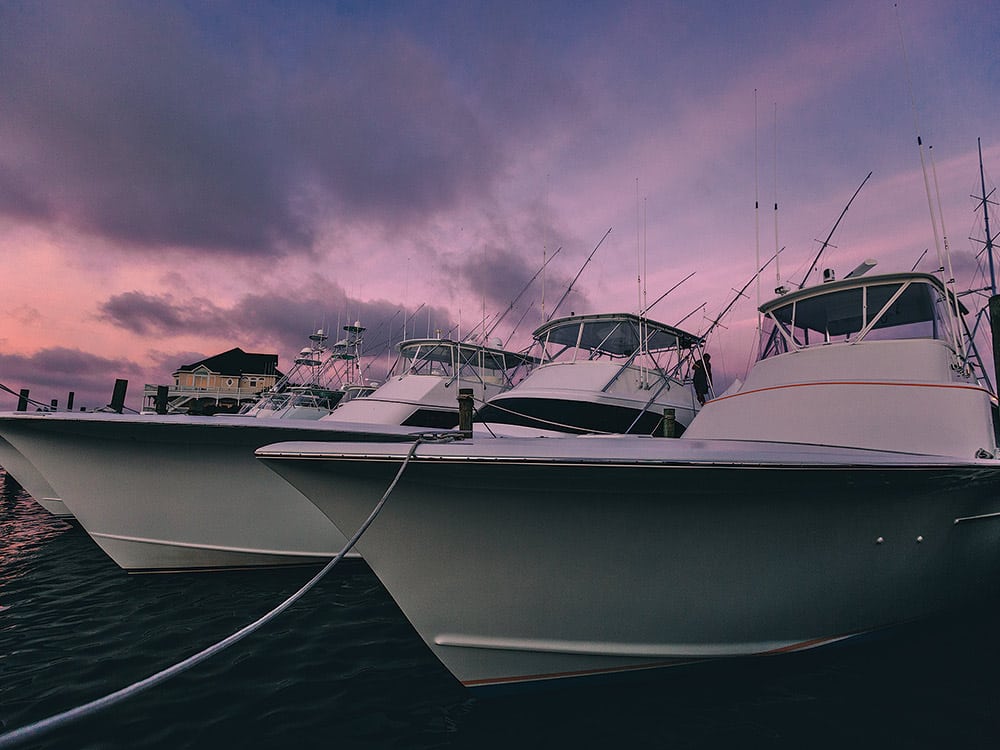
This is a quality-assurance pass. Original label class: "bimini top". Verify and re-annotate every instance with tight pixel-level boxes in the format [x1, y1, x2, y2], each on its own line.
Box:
[532, 313, 703, 358]
[758, 271, 967, 358]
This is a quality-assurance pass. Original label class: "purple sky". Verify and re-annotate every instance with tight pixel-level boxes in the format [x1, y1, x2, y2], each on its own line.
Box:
[1, 0, 998, 411]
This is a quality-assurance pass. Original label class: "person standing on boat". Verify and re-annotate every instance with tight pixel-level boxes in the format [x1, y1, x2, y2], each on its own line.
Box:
[693, 353, 712, 405]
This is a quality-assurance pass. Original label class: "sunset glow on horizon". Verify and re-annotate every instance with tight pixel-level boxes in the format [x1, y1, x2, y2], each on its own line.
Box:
[1, 1, 997, 411]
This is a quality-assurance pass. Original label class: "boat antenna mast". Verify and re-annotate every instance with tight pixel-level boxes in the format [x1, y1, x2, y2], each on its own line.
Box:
[929, 144, 968, 362]
[798, 171, 873, 289]
[754, 89, 762, 330]
[772, 102, 786, 295]
[895, 3, 962, 360]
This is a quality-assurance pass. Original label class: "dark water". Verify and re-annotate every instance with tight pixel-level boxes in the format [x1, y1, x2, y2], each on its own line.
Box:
[3, 468, 1000, 749]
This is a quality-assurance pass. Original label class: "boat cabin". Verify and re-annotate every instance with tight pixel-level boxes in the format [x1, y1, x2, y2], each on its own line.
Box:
[684, 271, 994, 457]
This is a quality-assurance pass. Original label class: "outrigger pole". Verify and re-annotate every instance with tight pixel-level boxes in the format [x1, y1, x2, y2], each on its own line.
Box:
[798, 171, 872, 289]
[484, 247, 562, 341]
[976, 138, 998, 297]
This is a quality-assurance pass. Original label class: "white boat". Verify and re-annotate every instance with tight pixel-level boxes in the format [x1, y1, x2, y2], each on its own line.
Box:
[256, 270, 1000, 689]
[239, 323, 366, 420]
[0, 435, 71, 518]
[0, 413, 435, 571]
[475, 312, 702, 436]
[4, 324, 369, 524]
[322, 336, 537, 428]
[0, 337, 531, 572]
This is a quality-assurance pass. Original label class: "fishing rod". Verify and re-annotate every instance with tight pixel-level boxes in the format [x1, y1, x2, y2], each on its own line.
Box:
[798, 171, 873, 289]
[484, 248, 562, 340]
[503, 297, 539, 349]
[547, 228, 612, 321]
[673, 303, 706, 329]
[643, 272, 696, 318]
[910, 248, 928, 272]
[703, 248, 783, 342]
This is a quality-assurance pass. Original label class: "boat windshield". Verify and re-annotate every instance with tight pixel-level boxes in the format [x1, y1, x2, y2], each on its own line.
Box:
[759, 278, 957, 359]
[537, 316, 693, 363]
[391, 340, 535, 387]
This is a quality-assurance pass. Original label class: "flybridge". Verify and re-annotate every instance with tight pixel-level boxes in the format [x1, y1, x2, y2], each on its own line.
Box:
[759, 272, 967, 360]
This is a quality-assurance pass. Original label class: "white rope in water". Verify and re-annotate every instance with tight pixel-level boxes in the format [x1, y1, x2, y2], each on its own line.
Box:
[0, 437, 431, 749]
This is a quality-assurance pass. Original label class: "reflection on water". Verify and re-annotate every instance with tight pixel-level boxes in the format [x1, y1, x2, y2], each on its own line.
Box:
[3, 466, 1000, 749]
[0, 467, 72, 591]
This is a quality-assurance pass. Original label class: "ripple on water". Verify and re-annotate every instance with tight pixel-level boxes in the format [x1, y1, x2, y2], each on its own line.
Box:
[4, 468, 1000, 749]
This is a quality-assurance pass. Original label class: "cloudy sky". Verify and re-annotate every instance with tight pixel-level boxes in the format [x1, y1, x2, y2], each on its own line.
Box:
[1, 0, 997, 411]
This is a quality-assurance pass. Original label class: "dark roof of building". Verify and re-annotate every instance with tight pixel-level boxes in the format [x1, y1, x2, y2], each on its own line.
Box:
[176, 348, 282, 377]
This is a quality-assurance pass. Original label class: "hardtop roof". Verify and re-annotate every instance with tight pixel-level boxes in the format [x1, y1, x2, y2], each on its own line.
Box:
[532, 312, 703, 355]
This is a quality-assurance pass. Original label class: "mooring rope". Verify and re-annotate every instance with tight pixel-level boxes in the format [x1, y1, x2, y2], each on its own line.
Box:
[471, 394, 617, 436]
[0, 383, 51, 411]
[0, 437, 432, 749]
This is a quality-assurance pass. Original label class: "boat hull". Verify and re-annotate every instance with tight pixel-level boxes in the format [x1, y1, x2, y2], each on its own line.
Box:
[0, 413, 429, 572]
[476, 392, 693, 435]
[258, 437, 1000, 688]
[0, 434, 72, 518]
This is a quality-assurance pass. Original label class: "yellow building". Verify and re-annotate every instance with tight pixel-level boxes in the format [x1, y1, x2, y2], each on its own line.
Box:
[143, 348, 283, 414]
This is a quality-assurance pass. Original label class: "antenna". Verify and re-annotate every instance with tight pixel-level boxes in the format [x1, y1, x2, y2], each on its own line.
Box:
[929, 145, 967, 359]
[643, 196, 648, 314]
[636, 178, 642, 316]
[542, 174, 550, 323]
[773, 102, 784, 294]
[754, 89, 761, 329]
[798, 171, 873, 288]
[895, 4, 961, 358]
[845, 259, 878, 279]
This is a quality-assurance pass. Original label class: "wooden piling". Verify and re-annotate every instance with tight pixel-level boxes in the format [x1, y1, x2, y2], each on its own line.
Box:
[67, 392, 75, 411]
[662, 407, 676, 438]
[16, 389, 29, 411]
[458, 388, 474, 438]
[155, 385, 170, 415]
[110, 379, 128, 414]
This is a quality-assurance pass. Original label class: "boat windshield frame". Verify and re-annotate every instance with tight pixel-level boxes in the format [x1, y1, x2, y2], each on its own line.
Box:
[758, 272, 962, 360]
[532, 313, 702, 363]
[528, 312, 705, 398]
[389, 338, 538, 389]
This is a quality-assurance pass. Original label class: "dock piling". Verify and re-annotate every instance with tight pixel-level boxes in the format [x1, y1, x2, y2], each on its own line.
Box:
[458, 388, 474, 438]
[109, 379, 128, 414]
[662, 407, 676, 438]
